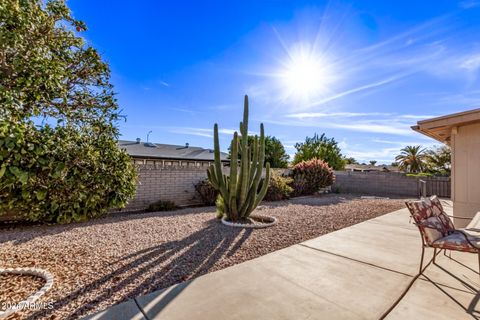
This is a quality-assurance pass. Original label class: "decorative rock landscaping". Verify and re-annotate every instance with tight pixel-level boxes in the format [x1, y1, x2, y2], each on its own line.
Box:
[0, 194, 406, 319]
[221, 215, 277, 228]
[0, 267, 53, 319]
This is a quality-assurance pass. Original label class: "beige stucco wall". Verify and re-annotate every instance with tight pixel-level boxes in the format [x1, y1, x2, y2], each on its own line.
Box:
[452, 122, 480, 227]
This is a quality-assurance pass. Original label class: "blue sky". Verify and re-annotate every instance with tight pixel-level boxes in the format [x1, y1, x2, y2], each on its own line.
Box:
[70, 0, 480, 164]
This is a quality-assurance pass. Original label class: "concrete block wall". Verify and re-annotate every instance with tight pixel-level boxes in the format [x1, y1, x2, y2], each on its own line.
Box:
[124, 164, 213, 211]
[122, 166, 450, 212]
[333, 171, 420, 197]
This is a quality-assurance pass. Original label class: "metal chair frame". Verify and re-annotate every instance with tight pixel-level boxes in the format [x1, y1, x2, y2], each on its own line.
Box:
[411, 213, 480, 276]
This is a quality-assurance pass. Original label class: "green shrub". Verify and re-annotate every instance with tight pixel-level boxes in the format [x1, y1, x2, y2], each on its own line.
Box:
[0, 0, 138, 223]
[194, 179, 218, 205]
[264, 171, 293, 201]
[146, 200, 177, 212]
[406, 172, 434, 177]
[0, 121, 137, 223]
[291, 158, 335, 196]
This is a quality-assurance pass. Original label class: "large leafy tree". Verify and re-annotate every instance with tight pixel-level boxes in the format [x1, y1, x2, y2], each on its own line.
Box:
[264, 136, 289, 168]
[0, 0, 136, 223]
[425, 145, 451, 175]
[292, 133, 345, 170]
[395, 145, 426, 173]
[229, 135, 290, 168]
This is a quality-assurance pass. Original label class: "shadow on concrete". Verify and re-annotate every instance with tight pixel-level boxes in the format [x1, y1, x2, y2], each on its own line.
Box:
[423, 274, 480, 319]
[26, 220, 252, 320]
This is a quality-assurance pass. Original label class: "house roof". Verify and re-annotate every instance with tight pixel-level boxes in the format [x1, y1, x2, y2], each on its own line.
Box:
[345, 164, 401, 172]
[118, 140, 229, 162]
[412, 108, 480, 145]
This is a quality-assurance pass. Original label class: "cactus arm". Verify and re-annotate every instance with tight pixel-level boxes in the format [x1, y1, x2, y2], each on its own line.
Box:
[242, 95, 249, 135]
[213, 124, 229, 199]
[243, 140, 265, 217]
[238, 99, 250, 205]
[248, 135, 259, 189]
[254, 162, 271, 208]
[229, 132, 239, 220]
[213, 124, 224, 186]
[207, 165, 217, 187]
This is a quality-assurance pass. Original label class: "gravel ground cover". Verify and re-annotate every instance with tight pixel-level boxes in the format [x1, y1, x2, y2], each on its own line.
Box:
[0, 194, 406, 319]
[0, 274, 44, 306]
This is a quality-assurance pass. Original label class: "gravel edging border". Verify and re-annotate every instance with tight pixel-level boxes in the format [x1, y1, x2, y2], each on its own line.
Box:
[0, 268, 54, 319]
[221, 215, 277, 229]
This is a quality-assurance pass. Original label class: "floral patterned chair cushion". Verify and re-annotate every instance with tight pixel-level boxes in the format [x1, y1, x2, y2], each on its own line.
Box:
[406, 196, 454, 232]
[422, 195, 455, 232]
[432, 231, 480, 253]
[419, 216, 447, 245]
[405, 196, 457, 246]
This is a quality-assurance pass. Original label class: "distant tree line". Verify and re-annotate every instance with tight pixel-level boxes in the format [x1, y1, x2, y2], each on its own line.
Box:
[228, 132, 451, 176]
[229, 132, 346, 170]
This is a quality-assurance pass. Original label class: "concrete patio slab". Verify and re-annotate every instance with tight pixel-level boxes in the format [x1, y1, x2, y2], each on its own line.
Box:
[421, 251, 480, 293]
[136, 244, 412, 320]
[84, 207, 480, 320]
[386, 274, 480, 320]
[301, 209, 423, 276]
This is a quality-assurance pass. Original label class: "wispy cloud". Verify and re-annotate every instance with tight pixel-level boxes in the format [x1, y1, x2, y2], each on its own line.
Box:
[328, 122, 413, 135]
[308, 74, 410, 108]
[343, 147, 400, 164]
[460, 53, 480, 71]
[160, 81, 170, 87]
[167, 127, 257, 138]
[168, 127, 213, 138]
[166, 107, 200, 115]
[372, 138, 434, 145]
[285, 112, 391, 119]
[270, 112, 438, 136]
[397, 114, 439, 119]
[342, 138, 438, 163]
[459, 0, 480, 9]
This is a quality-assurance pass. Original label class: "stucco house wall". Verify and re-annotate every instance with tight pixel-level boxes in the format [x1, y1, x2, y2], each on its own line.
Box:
[452, 122, 480, 226]
[413, 108, 480, 227]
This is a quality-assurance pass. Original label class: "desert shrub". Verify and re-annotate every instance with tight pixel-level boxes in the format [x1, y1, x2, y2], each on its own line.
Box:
[146, 200, 177, 212]
[264, 171, 293, 201]
[194, 179, 218, 205]
[0, 121, 137, 223]
[291, 158, 335, 196]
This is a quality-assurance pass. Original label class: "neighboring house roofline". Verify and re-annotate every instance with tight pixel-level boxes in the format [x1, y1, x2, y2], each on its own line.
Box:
[118, 139, 229, 162]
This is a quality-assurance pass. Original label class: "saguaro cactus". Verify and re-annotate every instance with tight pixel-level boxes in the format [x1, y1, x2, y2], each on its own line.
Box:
[207, 95, 270, 222]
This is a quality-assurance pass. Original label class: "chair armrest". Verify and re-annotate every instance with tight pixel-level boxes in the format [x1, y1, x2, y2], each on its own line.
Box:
[444, 214, 472, 220]
[454, 230, 480, 249]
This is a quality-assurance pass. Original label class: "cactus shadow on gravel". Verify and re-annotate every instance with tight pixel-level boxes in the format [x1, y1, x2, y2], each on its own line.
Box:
[25, 219, 252, 320]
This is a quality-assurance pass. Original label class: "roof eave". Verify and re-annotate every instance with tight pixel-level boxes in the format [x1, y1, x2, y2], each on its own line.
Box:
[126, 154, 229, 162]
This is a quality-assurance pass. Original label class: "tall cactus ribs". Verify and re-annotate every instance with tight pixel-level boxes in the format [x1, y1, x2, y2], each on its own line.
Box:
[207, 95, 271, 222]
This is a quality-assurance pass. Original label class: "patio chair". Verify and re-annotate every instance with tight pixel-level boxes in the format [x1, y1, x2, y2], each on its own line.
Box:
[405, 196, 480, 275]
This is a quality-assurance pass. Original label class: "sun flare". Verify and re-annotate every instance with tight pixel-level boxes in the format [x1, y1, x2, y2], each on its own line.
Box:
[279, 47, 335, 100]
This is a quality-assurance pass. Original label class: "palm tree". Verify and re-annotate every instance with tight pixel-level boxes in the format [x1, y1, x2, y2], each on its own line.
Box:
[395, 145, 426, 173]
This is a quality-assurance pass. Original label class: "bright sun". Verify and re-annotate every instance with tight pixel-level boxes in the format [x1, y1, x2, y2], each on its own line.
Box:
[280, 49, 334, 99]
